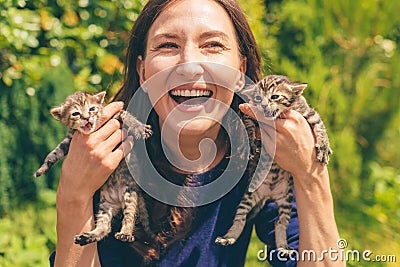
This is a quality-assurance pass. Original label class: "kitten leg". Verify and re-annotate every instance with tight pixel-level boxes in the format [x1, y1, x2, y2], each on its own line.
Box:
[215, 193, 260, 246]
[242, 115, 259, 159]
[137, 194, 156, 240]
[304, 109, 332, 164]
[34, 129, 74, 177]
[118, 111, 152, 139]
[74, 196, 119, 246]
[314, 124, 332, 164]
[273, 178, 295, 255]
[115, 190, 138, 242]
[248, 148, 273, 193]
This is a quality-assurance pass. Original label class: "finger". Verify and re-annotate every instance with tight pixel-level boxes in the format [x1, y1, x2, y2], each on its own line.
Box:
[112, 135, 134, 159]
[122, 136, 134, 157]
[239, 103, 275, 128]
[103, 148, 125, 172]
[259, 127, 277, 155]
[96, 101, 124, 129]
[239, 103, 256, 118]
[92, 118, 121, 141]
[275, 109, 301, 123]
[102, 129, 123, 153]
[274, 110, 309, 133]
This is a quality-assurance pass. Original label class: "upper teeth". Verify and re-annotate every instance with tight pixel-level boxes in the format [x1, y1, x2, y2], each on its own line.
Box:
[170, 89, 211, 97]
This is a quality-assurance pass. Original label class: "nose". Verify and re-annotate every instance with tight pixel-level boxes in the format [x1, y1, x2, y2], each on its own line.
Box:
[175, 44, 204, 79]
[175, 62, 204, 79]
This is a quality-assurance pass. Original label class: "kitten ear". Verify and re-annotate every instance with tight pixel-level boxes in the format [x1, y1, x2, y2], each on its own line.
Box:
[290, 83, 307, 96]
[50, 106, 64, 121]
[237, 84, 256, 102]
[94, 91, 107, 103]
[238, 84, 256, 95]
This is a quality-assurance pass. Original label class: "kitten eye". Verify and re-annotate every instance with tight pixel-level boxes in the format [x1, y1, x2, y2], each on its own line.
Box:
[89, 107, 97, 112]
[254, 95, 263, 103]
[72, 112, 80, 117]
[271, 95, 280, 100]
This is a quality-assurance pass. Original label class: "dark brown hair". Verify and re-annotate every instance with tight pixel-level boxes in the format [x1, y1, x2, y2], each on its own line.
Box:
[112, 0, 262, 262]
[114, 0, 261, 104]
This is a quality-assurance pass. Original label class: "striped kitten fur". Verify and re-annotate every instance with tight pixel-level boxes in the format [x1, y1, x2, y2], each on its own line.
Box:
[215, 75, 332, 255]
[34, 91, 155, 246]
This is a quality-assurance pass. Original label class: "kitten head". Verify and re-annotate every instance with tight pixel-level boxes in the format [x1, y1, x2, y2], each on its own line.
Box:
[50, 91, 106, 134]
[240, 75, 307, 118]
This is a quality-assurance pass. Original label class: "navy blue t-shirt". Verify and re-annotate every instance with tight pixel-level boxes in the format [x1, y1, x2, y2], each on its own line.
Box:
[50, 158, 299, 267]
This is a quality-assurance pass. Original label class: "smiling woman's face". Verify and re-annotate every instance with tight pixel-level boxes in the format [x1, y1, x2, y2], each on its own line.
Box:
[137, 0, 246, 137]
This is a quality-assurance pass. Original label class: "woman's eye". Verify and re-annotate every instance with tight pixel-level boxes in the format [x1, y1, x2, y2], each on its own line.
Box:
[203, 42, 225, 51]
[72, 112, 80, 117]
[271, 95, 280, 100]
[157, 42, 179, 49]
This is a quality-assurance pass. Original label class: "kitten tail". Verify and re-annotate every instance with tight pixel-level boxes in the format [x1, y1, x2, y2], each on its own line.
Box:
[34, 166, 47, 178]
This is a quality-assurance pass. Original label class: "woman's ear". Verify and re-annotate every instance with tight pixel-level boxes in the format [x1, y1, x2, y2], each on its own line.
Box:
[136, 55, 147, 93]
[240, 57, 247, 74]
[234, 73, 245, 92]
[234, 57, 247, 92]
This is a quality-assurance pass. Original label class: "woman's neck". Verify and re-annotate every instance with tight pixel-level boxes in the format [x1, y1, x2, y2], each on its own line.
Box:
[160, 124, 228, 174]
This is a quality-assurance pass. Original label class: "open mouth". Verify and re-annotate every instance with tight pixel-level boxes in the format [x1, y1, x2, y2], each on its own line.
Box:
[169, 89, 213, 106]
[81, 122, 94, 133]
[262, 107, 279, 118]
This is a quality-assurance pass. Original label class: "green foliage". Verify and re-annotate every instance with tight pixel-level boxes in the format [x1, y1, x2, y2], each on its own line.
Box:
[0, 190, 56, 267]
[0, 0, 143, 215]
[262, 0, 400, 264]
[0, 0, 399, 266]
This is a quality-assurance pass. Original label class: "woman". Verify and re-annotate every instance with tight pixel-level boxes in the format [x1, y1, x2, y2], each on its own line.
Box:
[53, 0, 343, 266]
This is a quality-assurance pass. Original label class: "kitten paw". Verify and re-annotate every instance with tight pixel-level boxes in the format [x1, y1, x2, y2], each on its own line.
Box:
[215, 236, 236, 246]
[33, 170, 43, 178]
[128, 124, 153, 140]
[115, 232, 135, 242]
[74, 233, 97, 246]
[143, 125, 153, 139]
[33, 166, 47, 178]
[315, 144, 332, 164]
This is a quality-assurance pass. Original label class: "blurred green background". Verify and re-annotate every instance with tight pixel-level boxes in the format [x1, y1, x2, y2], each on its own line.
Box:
[0, 0, 399, 266]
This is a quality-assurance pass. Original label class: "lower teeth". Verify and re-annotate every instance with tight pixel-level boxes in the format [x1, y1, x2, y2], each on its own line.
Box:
[180, 97, 208, 106]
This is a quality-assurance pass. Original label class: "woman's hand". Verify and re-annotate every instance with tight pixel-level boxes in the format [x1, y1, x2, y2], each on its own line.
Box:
[239, 103, 323, 180]
[240, 103, 345, 266]
[58, 101, 134, 202]
[55, 101, 134, 267]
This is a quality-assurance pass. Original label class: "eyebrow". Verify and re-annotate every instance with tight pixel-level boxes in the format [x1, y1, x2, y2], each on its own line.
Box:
[150, 30, 231, 43]
[150, 33, 179, 42]
[199, 30, 231, 41]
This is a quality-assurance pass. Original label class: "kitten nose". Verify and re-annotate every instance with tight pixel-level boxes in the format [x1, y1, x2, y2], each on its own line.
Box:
[261, 98, 268, 106]
[82, 110, 89, 118]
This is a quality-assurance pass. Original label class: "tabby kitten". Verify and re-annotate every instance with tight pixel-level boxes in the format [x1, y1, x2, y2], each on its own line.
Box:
[215, 75, 332, 255]
[34, 91, 155, 245]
